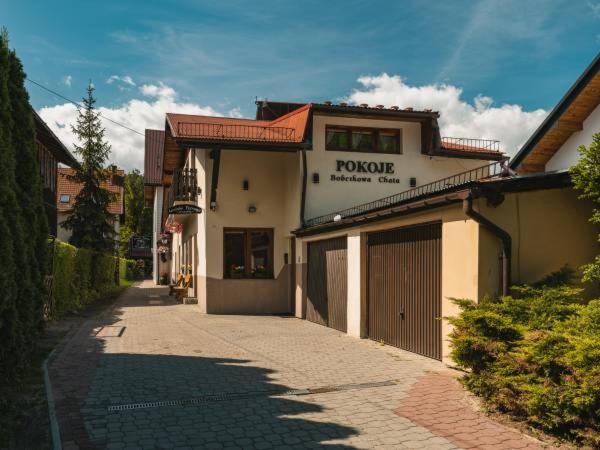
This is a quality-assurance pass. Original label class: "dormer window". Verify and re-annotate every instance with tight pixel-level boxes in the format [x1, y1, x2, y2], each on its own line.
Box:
[326, 126, 402, 154]
[60, 194, 70, 203]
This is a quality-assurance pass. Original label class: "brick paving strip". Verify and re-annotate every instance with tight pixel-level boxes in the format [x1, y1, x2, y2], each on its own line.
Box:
[395, 372, 559, 450]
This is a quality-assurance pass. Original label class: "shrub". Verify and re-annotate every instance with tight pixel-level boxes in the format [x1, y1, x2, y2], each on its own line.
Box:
[448, 279, 600, 446]
[51, 240, 132, 319]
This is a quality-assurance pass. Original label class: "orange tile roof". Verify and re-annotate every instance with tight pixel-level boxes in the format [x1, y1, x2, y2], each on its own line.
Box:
[57, 168, 124, 215]
[166, 104, 311, 143]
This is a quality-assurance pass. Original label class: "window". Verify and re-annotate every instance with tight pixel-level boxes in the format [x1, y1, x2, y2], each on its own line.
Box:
[60, 194, 70, 203]
[224, 228, 274, 279]
[325, 126, 402, 154]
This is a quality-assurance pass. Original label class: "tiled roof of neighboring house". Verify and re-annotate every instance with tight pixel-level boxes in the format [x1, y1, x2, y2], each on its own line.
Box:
[33, 110, 78, 167]
[166, 104, 311, 144]
[144, 129, 165, 185]
[57, 168, 124, 215]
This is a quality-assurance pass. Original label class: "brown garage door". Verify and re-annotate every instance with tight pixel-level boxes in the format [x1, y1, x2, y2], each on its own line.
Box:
[367, 222, 441, 360]
[306, 237, 347, 333]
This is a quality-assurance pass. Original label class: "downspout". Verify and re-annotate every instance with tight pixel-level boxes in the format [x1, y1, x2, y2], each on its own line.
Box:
[463, 193, 512, 296]
[209, 148, 221, 211]
[300, 149, 307, 226]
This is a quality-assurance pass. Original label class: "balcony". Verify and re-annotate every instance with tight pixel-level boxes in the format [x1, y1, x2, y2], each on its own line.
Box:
[177, 122, 298, 142]
[172, 168, 198, 203]
[441, 137, 501, 153]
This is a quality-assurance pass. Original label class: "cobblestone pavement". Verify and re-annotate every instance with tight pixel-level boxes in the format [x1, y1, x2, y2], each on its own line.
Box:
[49, 281, 557, 450]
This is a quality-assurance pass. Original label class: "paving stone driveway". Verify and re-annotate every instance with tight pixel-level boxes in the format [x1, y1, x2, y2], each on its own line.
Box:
[49, 281, 556, 450]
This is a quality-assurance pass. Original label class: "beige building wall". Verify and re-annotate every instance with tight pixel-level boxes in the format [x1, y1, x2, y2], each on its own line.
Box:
[477, 188, 597, 298]
[306, 114, 489, 219]
[194, 149, 299, 314]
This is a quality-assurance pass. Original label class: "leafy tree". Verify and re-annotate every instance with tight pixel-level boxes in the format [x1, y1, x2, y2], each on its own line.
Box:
[570, 132, 600, 283]
[62, 84, 116, 252]
[119, 169, 152, 257]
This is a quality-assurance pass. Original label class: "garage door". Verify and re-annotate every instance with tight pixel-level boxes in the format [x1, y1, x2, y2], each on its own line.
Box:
[367, 222, 441, 360]
[306, 237, 347, 332]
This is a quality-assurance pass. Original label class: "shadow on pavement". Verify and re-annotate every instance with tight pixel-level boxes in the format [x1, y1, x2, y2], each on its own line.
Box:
[50, 283, 359, 449]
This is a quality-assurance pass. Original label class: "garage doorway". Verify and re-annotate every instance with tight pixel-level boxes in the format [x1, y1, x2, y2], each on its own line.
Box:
[367, 222, 442, 360]
[306, 237, 347, 332]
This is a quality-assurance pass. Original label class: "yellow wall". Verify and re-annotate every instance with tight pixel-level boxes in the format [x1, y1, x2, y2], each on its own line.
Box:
[477, 188, 597, 298]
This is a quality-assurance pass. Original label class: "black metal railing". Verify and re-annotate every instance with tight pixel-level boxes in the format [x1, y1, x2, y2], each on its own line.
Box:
[177, 122, 297, 142]
[172, 168, 198, 202]
[441, 137, 501, 152]
[304, 161, 508, 227]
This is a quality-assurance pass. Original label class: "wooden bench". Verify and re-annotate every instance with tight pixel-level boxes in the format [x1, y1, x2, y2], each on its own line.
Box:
[173, 275, 193, 302]
[168, 274, 184, 296]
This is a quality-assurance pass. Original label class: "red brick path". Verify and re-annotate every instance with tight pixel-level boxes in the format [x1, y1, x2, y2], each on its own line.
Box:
[395, 372, 558, 450]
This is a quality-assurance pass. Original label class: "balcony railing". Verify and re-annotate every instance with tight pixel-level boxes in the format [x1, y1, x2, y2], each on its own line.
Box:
[172, 168, 198, 202]
[441, 137, 501, 153]
[304, 161, 508, 228]
[177, 122, 297, 142]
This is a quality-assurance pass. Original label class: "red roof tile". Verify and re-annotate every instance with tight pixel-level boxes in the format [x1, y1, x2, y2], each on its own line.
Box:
[57, 168, 124, 215]
[166, 104, 310, 144]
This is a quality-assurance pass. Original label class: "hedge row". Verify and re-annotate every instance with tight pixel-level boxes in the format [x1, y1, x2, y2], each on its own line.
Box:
[52, 240, 135, 318]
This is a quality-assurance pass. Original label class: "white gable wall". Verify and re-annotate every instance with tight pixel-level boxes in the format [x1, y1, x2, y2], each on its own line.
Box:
[546, 104, 600, 171]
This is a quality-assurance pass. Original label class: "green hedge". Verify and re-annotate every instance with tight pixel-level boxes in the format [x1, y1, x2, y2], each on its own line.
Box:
[52, 240, 134, 318]
[447, 269, 600, 446]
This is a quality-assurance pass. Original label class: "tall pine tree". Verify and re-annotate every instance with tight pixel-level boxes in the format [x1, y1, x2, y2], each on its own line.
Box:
[62, 84, 116, 251]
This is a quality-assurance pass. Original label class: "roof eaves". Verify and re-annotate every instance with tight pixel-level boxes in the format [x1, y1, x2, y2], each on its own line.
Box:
[510, 53, 600, 169]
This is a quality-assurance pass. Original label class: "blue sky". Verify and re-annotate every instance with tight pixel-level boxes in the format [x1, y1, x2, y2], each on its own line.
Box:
[2, 0, 599, 169]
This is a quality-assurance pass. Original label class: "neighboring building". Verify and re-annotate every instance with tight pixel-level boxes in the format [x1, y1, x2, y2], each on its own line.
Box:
[511, 53, 600, 173]
[56, 167, 125, 243]
[34, 110, 78, 236]
[143, 129, 169, 283]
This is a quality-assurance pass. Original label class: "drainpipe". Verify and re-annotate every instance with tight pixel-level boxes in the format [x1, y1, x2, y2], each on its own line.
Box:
[463, 193, 512, 296]
[300, 149, 307, 226]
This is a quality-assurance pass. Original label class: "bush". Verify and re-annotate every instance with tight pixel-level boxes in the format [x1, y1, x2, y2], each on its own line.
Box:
[448, 276, 600, 446]
[51, 240, 132, 319]
[119, 258, 137, 281]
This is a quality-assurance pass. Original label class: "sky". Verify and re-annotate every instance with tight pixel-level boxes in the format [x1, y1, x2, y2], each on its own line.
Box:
[2, 0, 599, 171]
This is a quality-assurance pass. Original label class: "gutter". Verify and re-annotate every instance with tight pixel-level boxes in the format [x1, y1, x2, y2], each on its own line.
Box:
[462, 193, 512, 296]
[300, 149, 307, 226]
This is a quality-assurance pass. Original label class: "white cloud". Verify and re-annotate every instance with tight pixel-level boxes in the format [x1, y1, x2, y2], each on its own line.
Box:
[63, 75, 72, 87]
[38, 83, 222, 171]
[345, 74, 548, 156]
[106, 75, 136, 87]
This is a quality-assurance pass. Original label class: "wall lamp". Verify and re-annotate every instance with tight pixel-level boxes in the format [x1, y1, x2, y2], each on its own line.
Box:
[312, 173, 320, 184]
[248, 205, 257, 213]
[409, 177, 417, 188]
[243, 179, 249, 190]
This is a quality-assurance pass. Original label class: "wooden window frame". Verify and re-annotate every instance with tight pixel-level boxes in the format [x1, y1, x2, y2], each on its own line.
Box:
[325, 126, 402, 155]
[223, 227, 275, 280]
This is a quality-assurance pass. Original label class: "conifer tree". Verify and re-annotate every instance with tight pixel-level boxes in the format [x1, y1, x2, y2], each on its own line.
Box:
[62, 84, 116, 251]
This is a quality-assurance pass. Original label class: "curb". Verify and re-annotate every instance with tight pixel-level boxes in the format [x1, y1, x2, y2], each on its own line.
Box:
[42, 349, 62, 450]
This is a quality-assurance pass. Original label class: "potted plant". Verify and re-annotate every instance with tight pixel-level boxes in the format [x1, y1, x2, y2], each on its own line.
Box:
[252, 264, 270, 279]
[159, 273, 168, 285]
[231, 265, 245, 279]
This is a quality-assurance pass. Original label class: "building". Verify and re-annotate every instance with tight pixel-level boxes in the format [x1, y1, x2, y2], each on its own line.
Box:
[146, 101, 503, 315]
[143, 129, 170, 283]
[34, 110, 78, 236]
[56, 167, 125, 243]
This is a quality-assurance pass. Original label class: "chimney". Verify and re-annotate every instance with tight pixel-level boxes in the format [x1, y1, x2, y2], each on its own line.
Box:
[390, 106, 399, 110]
[323, 100, 332, 105]
[375, 105, 384, 109]
[360, 103, 369, 108]
[404, 107, 413, 111]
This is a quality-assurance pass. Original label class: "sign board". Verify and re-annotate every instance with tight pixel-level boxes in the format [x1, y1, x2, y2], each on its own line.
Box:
[330, 159, 401, 184]
[168, 204, 203, 215]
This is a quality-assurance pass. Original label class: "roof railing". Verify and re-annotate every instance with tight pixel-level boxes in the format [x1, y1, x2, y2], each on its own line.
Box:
[177, 122, 297, 142]
[303, 160, 509, 228]
[441, 137, 501, 152]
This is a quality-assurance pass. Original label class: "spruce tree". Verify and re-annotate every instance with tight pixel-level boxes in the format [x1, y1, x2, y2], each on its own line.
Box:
[62, 84, 116, 252]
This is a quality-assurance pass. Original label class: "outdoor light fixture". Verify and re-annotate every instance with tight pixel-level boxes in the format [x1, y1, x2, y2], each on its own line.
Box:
[410, 177, 417, 187]
[243, 179, 249, 190]
[312, 173, 320, 184]
[248, 205, 257, 213]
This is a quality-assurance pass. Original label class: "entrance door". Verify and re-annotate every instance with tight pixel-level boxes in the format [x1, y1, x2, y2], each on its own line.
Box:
[367, 222, 442, 360]
[306, 237, 347, 332]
